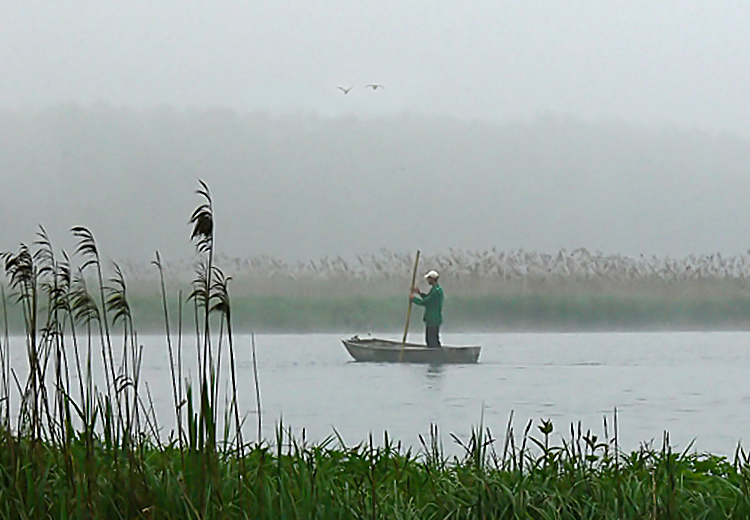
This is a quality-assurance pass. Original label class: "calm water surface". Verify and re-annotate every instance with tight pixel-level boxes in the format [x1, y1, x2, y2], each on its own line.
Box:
[141, 330, 750, 457]
[12, 331, 750, 457]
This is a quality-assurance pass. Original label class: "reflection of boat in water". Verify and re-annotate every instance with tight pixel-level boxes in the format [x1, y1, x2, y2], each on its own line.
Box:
[342, 336, 481, 364]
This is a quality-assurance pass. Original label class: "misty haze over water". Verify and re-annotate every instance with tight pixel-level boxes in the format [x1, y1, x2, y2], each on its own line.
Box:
[2, 3, 750, 264]
[1, 107, 749, 265]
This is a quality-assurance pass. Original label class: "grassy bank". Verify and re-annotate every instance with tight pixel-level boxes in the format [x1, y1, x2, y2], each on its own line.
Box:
[4, 421, 750, 518]
[4, 287, 747, 334]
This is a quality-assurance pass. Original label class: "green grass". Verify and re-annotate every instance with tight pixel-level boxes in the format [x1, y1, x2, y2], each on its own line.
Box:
[4, 421, 750, 518]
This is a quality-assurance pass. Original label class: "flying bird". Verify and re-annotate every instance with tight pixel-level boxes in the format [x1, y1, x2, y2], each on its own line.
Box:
[366, 84, 384, 90]
[337, 85, 354, 94]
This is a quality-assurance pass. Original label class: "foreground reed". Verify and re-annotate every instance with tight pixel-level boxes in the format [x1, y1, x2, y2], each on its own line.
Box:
[0, 181, 251, 517]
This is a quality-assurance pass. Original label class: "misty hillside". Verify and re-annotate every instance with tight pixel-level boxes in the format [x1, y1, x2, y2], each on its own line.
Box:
[1, 105, 749, 264]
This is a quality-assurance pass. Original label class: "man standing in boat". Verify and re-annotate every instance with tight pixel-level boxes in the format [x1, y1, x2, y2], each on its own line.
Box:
[410, 270, 444, 348]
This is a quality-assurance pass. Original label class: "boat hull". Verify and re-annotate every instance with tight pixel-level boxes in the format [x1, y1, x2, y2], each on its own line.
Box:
[342, 336, 481, 364]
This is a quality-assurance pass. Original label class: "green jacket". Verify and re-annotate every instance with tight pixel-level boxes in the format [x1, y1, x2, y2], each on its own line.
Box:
[413, 283, 444, 326]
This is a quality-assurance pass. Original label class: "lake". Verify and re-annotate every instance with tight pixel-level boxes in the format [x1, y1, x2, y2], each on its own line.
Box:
[8, 330, 750, 458]
[135, 330, 750, 458]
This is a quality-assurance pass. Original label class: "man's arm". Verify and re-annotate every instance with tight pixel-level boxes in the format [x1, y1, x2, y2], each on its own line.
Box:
[412, 287, 437, 306]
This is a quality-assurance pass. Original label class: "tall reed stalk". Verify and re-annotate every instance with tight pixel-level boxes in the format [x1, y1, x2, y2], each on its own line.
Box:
[153, 251, 183, 444]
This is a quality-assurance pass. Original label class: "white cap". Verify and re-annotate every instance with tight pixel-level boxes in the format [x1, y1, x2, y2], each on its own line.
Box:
[424, 270, 439, 280]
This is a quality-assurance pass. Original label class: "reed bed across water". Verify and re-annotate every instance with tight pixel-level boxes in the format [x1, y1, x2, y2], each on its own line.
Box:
[114, 247, 750, 332]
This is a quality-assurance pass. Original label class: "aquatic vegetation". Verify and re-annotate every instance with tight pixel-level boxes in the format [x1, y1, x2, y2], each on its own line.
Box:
[127, 246, 750, 288]
[108, 246, 750, 332]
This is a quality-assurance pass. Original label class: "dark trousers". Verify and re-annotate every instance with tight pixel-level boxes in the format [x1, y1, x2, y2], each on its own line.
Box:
[426, 325, 441, 349]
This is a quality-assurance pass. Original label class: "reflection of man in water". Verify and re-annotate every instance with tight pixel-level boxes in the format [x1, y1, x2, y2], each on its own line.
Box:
[410, 270, 444, 348]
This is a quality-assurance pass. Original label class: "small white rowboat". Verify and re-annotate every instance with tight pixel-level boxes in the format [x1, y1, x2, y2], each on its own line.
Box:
[342, 336, 481, 364]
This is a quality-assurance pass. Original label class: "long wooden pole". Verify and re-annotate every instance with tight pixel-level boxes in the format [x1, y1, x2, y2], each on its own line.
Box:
[402, 250, 421, 343]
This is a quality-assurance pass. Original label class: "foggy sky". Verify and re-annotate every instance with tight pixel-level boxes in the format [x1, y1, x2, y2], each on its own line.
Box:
[2, 2, 750, 136]
[1, 3, 750, 264]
